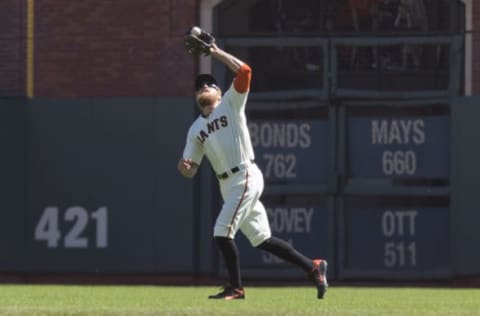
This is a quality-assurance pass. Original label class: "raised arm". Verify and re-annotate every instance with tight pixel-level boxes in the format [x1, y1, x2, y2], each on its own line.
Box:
[210, 44, 244, 73]
[210, 44, 251, 94]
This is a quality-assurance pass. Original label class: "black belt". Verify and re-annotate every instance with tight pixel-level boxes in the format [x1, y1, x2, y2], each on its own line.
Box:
[217, 160, 254, 180]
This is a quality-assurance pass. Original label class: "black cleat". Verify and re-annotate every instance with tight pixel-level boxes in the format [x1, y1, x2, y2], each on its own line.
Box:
[208, 286, 245, 300]
[311, 259, 328, 299]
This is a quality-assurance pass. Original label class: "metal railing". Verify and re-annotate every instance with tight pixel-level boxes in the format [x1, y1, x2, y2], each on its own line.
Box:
[219, 34, 464, 102]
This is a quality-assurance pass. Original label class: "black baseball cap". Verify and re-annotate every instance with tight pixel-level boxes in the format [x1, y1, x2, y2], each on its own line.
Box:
[195, 74, 218, 91]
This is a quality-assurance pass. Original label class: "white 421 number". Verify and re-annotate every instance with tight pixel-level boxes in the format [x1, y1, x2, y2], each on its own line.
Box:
[34, 206, 108, 248]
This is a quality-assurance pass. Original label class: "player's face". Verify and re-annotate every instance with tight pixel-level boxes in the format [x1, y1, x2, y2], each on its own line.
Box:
[195, 83, 221, 114]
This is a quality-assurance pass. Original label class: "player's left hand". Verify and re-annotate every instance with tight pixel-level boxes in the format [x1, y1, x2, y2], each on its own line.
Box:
[177, 158, 198, 178]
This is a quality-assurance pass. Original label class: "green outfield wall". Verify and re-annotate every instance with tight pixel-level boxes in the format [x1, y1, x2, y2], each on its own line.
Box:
[0, 94, 479, 280]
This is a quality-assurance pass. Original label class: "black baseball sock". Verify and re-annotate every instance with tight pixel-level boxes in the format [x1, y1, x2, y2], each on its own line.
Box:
[214, 236, 242, 289]
[257, 236, 313, 272]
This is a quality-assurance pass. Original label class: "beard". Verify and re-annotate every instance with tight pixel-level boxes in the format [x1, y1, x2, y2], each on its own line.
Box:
[197, 93, 218, 108]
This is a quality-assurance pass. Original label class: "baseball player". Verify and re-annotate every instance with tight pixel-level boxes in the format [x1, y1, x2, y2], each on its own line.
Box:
[178, 38, 328, 300]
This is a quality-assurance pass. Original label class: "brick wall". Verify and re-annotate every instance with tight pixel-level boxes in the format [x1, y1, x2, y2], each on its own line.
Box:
[0, 0, 25, 96]
[2, 1, 478, 97]
[35, 0, 197, 97]
[473, 1, 480, 94]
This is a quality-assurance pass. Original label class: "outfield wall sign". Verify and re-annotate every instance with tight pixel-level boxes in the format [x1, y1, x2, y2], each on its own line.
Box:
[236, 203, 329, 269]
[248, 120, 328, 184]
[348, 116, 449, 179]
[343, 206, 449, 277]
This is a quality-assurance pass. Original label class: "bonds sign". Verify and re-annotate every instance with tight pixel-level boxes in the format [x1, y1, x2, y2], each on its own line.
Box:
[248, 120, 329, 184]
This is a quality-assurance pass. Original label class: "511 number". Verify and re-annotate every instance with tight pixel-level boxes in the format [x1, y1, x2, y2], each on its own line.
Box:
[34, 206, 108, 248]
[384, 241, 416, 267]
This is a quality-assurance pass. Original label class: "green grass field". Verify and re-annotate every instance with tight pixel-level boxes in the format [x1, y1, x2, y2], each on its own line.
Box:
[0, 284, 479, 316]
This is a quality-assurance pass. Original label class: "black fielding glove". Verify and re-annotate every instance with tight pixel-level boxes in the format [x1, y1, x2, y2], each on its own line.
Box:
[184, 26, 216, 56]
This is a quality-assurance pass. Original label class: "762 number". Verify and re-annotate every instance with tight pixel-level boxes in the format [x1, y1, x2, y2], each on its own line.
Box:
[262, 153, 296, 179]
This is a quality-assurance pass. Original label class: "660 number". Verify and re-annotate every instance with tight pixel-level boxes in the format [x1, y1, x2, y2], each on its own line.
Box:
[382, 150, 416, 176]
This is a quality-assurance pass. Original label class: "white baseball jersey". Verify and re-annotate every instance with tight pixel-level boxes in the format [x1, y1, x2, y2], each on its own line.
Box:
[182, 68, 272, 246]
[182, 84, 255, 175]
